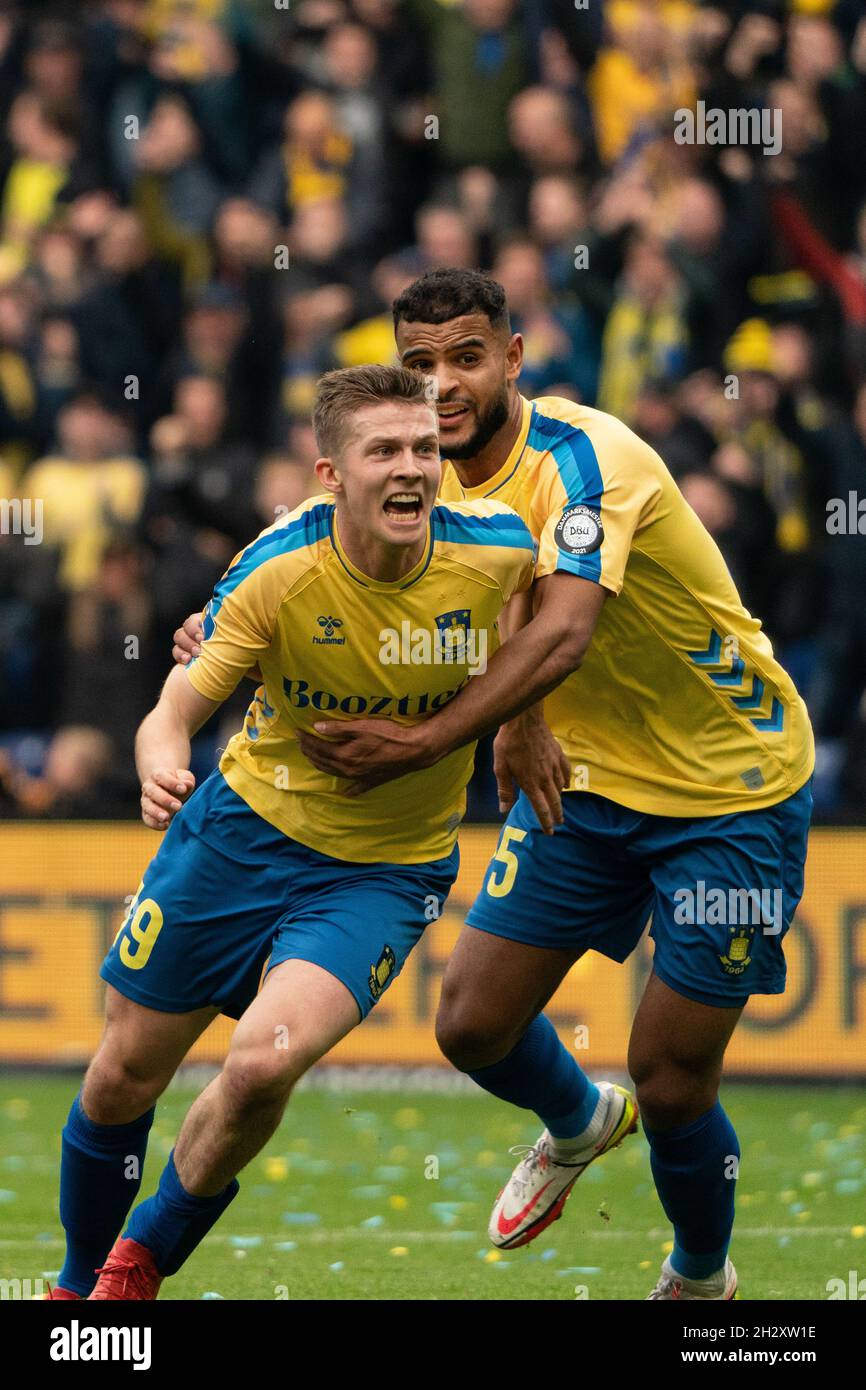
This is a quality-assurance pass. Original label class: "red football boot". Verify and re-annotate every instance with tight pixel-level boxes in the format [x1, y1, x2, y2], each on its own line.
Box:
[42, 1284, 82, 1300]
[88, 1237, 163, 1300]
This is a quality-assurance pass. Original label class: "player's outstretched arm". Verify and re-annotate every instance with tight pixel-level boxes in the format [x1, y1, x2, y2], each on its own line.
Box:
[297, 573, 605, 827]
[135, 665, 221, 830]
[487, 587, 572, 829]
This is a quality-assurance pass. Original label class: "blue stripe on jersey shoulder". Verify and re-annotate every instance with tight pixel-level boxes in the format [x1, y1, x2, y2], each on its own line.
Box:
[528, 409, 604, 581]
[205, 503, 332, 631]
[432, 503, 534, 551]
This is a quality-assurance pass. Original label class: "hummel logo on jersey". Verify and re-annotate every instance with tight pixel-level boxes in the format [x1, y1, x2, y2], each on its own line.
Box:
[314, 615, 345, 645]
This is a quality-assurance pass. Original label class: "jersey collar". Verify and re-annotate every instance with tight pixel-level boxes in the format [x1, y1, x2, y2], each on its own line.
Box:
[330, 510, 434, 591]
[443, 396, 534, 500]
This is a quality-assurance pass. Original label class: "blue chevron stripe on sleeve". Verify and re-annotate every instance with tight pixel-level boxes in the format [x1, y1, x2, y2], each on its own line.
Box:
[686, 630, 722, 665]
[731, 676, 765, 710]
[710, 658, 746, 688]
[749, 698, 784, 733]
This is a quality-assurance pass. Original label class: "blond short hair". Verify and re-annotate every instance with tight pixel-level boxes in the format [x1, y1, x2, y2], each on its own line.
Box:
[312, 364, 432, 458]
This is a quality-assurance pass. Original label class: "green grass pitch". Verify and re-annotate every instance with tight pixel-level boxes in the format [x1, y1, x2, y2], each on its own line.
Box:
[2, 1077, 865, 1300]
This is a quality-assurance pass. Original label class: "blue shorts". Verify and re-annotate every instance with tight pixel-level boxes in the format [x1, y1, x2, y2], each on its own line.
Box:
[101, 771, 458, 1021]
[466, 782, 813, 1008]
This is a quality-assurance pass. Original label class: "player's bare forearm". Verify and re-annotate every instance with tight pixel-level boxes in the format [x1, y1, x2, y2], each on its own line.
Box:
[409, 574, 606, 762]
[418, 610, 585, 758]
[135, 666, 221, 828]
[297, 575, 606, 798]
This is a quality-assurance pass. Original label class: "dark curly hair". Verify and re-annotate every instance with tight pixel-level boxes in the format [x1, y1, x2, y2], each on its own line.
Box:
[392, 268, 511, 334]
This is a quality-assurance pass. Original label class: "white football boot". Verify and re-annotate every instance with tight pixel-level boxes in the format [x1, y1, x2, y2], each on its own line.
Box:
[488, 1081, 639, 1249]
[647, 1255, 738, 1300]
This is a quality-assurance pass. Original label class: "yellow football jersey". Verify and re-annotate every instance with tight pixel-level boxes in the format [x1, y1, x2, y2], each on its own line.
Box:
[439, 395, 814, 817]
[185, 494, 536, 862]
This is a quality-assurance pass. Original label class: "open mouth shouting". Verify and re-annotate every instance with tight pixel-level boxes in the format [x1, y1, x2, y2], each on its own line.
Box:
[383, 491, 424, 524]
[436, 401, 472, 431]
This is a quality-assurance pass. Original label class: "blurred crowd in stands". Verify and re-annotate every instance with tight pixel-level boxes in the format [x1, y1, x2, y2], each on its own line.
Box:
[2, 0, 866, 820]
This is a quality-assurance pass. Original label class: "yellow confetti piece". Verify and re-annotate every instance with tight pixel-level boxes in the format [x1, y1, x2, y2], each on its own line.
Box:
[801, 1172, 823, 1188]
[484, 1249, 502, 1263]
[661, 1240, 674, 1254]
[639, 1260, 651, 1270]
[388, 1194, 408, 1211]
[264, 1157, 289, 1182]
[795, 1210, 811, 1222]
[389, 1246, 409, 1257]
[394, 1108, 421, 1130]
[388, 1145, 410, 1163]
[476, 1150, 497, 1167]
[739, 1193, 753, 1206]
[3, 1099, 30, 1120]
[780, 1189, 797, 1204]
[852, 1226, 866, 1238]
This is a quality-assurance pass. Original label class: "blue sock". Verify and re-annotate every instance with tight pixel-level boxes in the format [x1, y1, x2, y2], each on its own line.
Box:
[645, 1101, 740, 1280]
[59, 1094, 155, 1297]
[125, 1151, 239, 1275]
[468, 1014, 600, 1138]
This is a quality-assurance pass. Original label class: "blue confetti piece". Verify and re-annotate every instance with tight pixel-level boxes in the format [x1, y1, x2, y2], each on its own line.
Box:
[431, 1209, 458, 1226]
[788, 1202, 805, 1215]
[273, 1241, 297, 1252]
[229, 1236, 263, 1248]
[778, 1236, 791, 1248]
[350, 1185, 387, 1199]
[2, 1157, 25, 1170]
[373, 1166, 407, 1182]
[0, 1190, 17, 1203]
[281, 1211, 320, 1226]
[329, 1262, 344, 1272]
[834, 1179, 863, 1196]
[361, 1215, 385, 1229]
[201, 1292, 224, 1299]
[556, 1266, 601, 1275]
[540, 1249, 557, 1262]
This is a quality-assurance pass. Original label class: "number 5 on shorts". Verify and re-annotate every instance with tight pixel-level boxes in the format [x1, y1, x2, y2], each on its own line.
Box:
[486, 825, 527, 898]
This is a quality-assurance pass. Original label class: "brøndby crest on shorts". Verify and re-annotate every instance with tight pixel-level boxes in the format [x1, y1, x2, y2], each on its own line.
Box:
[719, 926, 755, 975]
[369, 944, 396, 999]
